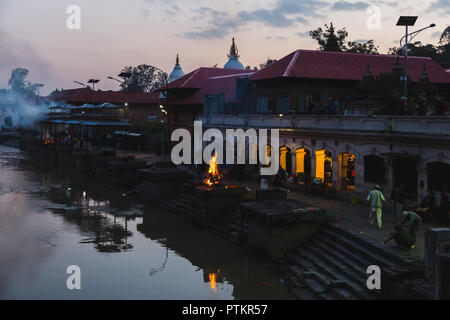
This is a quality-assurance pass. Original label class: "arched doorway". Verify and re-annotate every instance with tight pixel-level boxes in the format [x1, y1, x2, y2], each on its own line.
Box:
[280, 146, 292, 175]
[339, 153, 355, 192]
[296, 148, 312, 179]
[315, 150, 333, 187]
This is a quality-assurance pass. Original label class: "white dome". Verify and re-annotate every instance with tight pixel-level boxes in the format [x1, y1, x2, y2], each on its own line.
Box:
[224, 56, 244, 69]
[224, 38, 244, 70]
[169, 54, 185, 82]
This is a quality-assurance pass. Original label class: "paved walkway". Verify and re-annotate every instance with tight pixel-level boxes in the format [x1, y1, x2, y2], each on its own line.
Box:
[236, 180, 450, 261]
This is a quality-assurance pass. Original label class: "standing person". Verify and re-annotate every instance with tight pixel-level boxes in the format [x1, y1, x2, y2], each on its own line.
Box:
[391, 185, 405, 223]
[399, 211, 422, 249]
[367, 185, 386, 229]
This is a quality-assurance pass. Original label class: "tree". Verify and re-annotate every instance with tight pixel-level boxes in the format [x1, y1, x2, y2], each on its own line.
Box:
[118, 64, 168, 93]
[388, 41, 437, 59]
[245, 58, 277, 71]
[8, 68, 39, 96]
[347, 40, 379, 54]
[310, 23, 379, 54]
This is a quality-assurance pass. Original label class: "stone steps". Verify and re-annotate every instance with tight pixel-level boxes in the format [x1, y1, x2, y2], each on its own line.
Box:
[282, 222, 409, 300]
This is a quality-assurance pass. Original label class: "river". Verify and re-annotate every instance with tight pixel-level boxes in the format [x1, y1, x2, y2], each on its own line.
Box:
[0, 144, 293, 300]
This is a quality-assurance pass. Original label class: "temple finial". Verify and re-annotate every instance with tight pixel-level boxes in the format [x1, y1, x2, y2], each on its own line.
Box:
[176, 53, 180, 66]
[228, 38, 240, 59]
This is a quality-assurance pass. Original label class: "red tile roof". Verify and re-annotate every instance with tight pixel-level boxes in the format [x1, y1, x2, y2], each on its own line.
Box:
[251, 50, 450, 83]
[165, 67, 255, 105]
[49, 88, 159, 104]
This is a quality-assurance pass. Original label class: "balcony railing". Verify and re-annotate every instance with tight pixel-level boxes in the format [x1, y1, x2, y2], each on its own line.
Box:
[197, 115, 450, 136]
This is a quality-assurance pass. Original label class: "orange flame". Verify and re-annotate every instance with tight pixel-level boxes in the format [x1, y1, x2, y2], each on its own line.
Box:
[204, 153, 222, 186]
[209, 273, 216, 291]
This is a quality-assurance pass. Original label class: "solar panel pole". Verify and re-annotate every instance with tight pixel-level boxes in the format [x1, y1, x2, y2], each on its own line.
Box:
[404, 25, 408, 100]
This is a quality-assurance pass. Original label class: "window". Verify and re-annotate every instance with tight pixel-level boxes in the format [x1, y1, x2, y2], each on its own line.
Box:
[256, 97, 268, 114]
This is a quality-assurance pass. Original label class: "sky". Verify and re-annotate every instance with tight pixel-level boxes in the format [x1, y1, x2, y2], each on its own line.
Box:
[0, 0, 448, 95]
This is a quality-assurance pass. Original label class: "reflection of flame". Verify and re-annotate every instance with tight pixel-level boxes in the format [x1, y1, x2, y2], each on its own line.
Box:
[43, 138, 53, 145]
[204, 153, 222, 187]
[209, 273, 216, 291]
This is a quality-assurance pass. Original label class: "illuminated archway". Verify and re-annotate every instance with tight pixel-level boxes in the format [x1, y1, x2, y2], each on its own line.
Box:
[296, 148, 312, 176]
[315, 150, 333, 186]
[280, 146, 292, 174]
[338, 153, 355, 191]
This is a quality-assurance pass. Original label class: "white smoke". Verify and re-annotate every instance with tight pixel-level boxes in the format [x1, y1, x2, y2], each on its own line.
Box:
[0, 92, 51, 129]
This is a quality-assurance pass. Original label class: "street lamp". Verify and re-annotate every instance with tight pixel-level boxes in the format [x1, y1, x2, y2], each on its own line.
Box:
[87, 79, 100, 90]
[74, 80, 89, 88]
[396, 16, 436, 100]
[107, 76, 124, 84]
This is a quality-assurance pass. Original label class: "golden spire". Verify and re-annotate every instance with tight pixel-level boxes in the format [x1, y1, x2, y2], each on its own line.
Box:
[176, 53, 180, 66]
[228, 38, 240, 59]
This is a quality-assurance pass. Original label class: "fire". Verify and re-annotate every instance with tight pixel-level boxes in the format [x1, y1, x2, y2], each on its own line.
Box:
[43, 137, 53, 145]
[204, 153, 222, 186]
[209, 273, 216, 291]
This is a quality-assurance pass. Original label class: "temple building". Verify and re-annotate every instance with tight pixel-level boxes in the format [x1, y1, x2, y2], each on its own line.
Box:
[161, 48, 450, 206]
[224, 38, 244, 70]
[169, 54, 185, 83]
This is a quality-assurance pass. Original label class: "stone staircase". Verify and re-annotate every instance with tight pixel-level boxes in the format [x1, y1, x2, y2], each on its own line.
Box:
[159, 190, 193, 217]
[158, 190, 248, 244]
[281, 223, 411, 300]
[213, 210, 248, 244]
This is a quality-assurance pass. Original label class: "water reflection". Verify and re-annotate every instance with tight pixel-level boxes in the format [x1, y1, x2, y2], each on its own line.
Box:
[0, 145, 293, 299]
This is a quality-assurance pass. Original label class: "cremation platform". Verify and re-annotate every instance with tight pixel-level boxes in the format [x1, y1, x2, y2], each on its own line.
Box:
[241, 199, 328, 259]
[183, 183, 247, 227]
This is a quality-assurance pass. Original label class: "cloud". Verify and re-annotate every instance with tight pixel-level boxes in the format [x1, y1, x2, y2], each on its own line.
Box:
[266, 35, 288, 40]
[183, 0, 327, 39]
[296, 31, 311, 38]
[331, 1, 370, 11]
[431, 31, 441, 39]
[428, 0, 450, 14]
[141, 9, 150, 21]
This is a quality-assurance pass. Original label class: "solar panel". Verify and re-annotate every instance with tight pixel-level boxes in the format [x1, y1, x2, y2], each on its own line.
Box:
[396, 16, 418, 26]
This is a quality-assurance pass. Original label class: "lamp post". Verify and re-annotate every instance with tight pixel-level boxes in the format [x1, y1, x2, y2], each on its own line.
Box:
[396, 16, 436, 101]
[87, 79, 100, 90]
[107, 76, 124, 84]
[74, 80, 89, 88]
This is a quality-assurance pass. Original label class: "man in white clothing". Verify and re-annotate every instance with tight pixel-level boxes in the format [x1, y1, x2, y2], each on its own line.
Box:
[367, 185, 386, 229]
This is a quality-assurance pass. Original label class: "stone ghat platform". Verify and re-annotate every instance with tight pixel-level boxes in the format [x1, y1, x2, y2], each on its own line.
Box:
[182, 183, 247, 227]
[241, 199, 328, 259]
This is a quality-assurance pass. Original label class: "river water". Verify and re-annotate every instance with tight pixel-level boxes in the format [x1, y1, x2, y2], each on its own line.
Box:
[0, 145, 293, 300]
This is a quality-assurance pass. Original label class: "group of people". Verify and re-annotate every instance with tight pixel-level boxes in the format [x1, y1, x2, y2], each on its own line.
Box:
[395, 94, 449, 116]
[366, 185, 426, 250]
[307, 97, 340, 115]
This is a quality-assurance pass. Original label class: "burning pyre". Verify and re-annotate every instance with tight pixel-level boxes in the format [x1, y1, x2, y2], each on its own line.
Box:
[204, 153, 222, 187]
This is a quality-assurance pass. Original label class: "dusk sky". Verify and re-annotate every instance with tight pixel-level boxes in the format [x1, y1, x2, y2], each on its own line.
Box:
[0, 0, 448, 94]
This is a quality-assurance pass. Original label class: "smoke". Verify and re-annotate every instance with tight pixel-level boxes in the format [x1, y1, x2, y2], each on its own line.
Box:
[0, 92, 51, 129]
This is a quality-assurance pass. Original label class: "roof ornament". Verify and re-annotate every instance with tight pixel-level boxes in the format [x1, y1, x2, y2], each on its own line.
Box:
[324, 22, 341, 52]
[420, 65, 428, 81]
[228, 38, 240, 59]
[168, 53, 185, 82]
